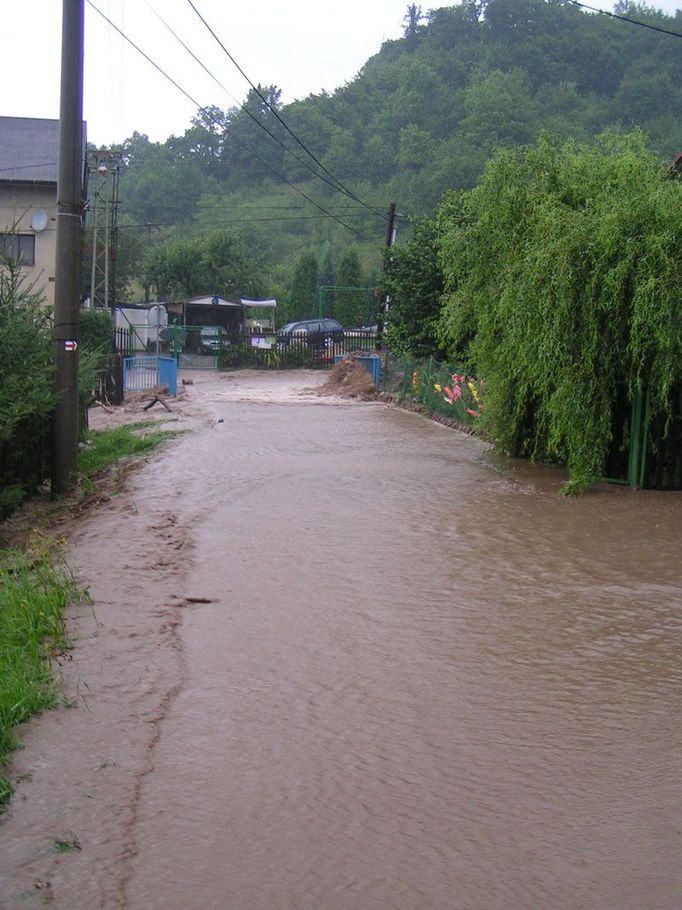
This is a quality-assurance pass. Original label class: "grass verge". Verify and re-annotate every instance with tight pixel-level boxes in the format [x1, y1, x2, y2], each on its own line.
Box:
[0, 533, 82, 804]
[78, 423, 180, 477]
[0, 424, 178, 803]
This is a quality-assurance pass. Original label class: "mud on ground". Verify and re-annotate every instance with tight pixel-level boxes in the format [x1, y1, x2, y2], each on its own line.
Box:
[0, 368, 385, 908]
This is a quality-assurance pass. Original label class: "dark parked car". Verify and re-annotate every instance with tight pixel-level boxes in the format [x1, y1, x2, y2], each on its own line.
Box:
[197, 326, 229, 352]
[276, 318, 344, 348]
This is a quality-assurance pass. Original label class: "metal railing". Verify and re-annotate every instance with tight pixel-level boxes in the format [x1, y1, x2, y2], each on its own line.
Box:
[122, 355, 177, 396]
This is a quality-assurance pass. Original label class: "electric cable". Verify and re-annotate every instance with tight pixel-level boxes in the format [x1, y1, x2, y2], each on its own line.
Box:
[141, 0, 378, 207]
[184, 0, 387, 219]
[85, 0, 361, 235]
[117, 212, 381, 228]
[567, 1, 682, 39]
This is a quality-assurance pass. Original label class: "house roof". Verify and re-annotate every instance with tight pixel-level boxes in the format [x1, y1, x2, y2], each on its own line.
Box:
[0, 116, 87, 185]
[0, 116, 59, 183]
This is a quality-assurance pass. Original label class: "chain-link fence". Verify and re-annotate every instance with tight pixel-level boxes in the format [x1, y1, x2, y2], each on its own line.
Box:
[383, 354, 481, 427]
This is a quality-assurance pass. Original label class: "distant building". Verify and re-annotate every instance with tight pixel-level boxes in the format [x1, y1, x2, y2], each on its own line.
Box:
[0, 116, 86, 308]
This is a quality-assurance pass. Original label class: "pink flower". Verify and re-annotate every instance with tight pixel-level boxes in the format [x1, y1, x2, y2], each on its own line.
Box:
[465, 407, 479, 417]
[452, 373, 464, 384]
[443, 384, 462, 404]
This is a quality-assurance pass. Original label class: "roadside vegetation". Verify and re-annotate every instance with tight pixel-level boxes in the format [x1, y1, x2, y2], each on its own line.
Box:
[78, 423, 180, 478]
[0, 534, 81, 804]
[0, 425, 179, 804]
[384, 131, 682, 491]
[0, 255, 54, 521]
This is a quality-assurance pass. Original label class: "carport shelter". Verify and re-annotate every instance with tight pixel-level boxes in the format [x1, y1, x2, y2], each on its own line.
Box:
[167, 295, 245, 336]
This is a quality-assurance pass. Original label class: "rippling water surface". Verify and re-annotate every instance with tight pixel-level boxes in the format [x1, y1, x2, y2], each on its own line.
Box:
[126, 394, 682, 910]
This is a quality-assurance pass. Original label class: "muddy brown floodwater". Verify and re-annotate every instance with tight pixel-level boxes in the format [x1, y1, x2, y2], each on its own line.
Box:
[1, 370, 681, 910]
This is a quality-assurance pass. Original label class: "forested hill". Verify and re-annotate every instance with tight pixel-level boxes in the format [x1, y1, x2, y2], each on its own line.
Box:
[112, 0, 682, 307]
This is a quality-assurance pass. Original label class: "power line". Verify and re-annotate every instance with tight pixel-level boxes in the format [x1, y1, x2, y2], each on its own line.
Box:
[117, 212, 381, 228]
[85, 0, 361, 234]
[141, 0, 370, 203]
[184, 0, 386, 219]
[567, 1, 682, 39]
[119, 202, 383, 214]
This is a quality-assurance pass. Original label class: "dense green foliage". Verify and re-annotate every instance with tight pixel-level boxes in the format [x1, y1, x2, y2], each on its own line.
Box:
[142, 229, 268, 301]
[382, 216, 445, 358]
[334, 250, 369, 326]
[287, 251, 319, 321]
[100, 0, 682, 308]
[79, 308, 114, 353]
[437, 131, 682, 489]
[0, 535, 79, 802]
[0, 257, 54, 518]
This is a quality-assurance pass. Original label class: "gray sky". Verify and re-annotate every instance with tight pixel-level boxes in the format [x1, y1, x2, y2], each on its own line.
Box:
[3, 1, 681, 147]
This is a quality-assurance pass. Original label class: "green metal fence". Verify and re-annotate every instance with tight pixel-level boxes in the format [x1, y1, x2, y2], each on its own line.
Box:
[392, 356, 480, 427]
[396, 358, 682, 490]
[626, 382, 682, 490]
[217, 331, 378, 371]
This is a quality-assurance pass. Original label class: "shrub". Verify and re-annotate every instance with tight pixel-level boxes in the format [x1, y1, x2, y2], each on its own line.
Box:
[0, 255, 54, 516]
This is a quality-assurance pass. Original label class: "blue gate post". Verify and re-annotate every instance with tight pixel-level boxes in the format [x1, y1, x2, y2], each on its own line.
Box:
[123, 355, 177, 396]
[158, 357, 177, 395]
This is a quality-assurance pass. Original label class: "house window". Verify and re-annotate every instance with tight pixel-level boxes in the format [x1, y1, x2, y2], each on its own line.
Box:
[0, 233, 36, 266]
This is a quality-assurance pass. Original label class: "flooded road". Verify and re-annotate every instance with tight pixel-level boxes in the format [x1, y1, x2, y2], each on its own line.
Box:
[127, 375, 681, 910]
[1, 372, 681, 909]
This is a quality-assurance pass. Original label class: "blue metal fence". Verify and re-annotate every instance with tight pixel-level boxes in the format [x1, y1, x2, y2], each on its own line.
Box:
[333, 353, 381, 385]
[123, 355, 177, 396]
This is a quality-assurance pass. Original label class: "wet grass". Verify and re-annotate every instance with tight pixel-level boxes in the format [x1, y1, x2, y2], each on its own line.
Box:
[53, 833, 81, 853]
[78, 424, 180, 477]
[0, 534, 82, 805]
[0, 426, 178, 804]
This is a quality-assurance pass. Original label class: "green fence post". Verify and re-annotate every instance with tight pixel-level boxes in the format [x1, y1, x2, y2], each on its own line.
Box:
[628, 382, 644, 488]
[170, 321, 180, 364]
[638, 385, 651, 489]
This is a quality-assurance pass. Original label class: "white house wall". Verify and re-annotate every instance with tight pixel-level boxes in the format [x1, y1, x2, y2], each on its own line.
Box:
[0, 182, 58, 308]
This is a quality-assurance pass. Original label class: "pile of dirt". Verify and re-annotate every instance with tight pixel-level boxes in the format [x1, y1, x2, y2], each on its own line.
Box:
[316, 355, 381, 400]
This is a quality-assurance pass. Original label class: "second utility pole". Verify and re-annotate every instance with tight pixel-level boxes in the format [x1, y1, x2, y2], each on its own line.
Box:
[375, 202, 396, 350]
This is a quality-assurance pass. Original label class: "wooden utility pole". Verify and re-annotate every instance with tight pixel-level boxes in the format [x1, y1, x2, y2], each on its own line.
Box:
[52, 0, 85, 494]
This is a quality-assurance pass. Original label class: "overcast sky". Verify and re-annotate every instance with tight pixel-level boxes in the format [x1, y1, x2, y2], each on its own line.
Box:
[3, 0, 682, 147]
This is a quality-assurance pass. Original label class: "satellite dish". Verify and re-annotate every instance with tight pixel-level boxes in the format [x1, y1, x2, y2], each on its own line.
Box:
[31, 210, 49, 232]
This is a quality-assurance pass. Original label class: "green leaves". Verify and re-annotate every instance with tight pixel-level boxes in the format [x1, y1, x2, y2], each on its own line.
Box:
[382, 216, 445, 359]
[0, 256, 54, 514]
[437, 131, 682, 487]
[143, 229, 266, 301]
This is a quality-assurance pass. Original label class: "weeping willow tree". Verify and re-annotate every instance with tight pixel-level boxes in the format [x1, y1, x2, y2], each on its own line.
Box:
[437, 131, 682, 491]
